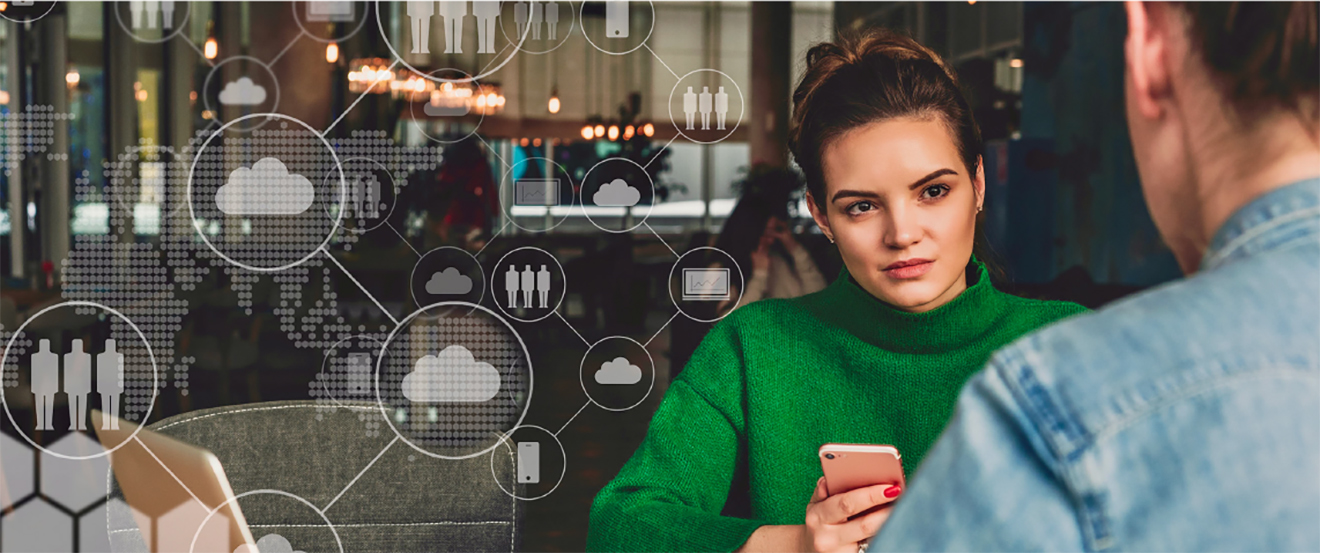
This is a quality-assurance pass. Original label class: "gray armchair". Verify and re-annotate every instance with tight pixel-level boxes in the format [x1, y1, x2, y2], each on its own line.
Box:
[108, 400, 522, 552]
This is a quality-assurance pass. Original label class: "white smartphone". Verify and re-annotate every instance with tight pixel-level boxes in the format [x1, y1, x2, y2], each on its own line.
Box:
[605, 1, 630, 38]
[518, 441, 541, 484]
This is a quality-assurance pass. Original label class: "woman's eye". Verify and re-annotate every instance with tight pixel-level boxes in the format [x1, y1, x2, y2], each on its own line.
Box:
[921, 184, 950, 200]
[846, 201, 875, 216]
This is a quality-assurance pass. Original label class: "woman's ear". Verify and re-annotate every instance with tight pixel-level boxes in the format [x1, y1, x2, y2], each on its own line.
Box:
[805, 191, 834, 243]
[973, 155, 986, 212]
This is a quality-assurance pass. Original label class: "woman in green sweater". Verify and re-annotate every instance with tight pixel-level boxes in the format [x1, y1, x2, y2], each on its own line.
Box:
[588, 30, 1086, 553]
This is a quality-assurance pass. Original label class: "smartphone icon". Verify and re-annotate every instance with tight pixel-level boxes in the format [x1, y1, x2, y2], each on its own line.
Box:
[606, 0, 629, 38]
[518, 442, 541, 484]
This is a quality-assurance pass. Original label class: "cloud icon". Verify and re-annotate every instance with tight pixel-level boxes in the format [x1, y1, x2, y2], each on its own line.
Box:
[215, 157, 315, 215]
[218, 77, 267, 106]
[422, 96, 470, 117]
[592, 178, 640, 207]
[595, 356, 642, 385]
[425, 267, 473, 295]
[402, 345, 501, 403]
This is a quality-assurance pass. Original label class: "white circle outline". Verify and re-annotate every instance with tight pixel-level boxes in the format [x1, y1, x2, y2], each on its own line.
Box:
[319, 156, 400, 234]
[407, 68, 487, 145]
[579, 335, 655, 412]
[498, 156, 576, 233]
[667, 69, 746, 145]
[374, 1, 530, 84]
[0, 1, 56, 23]
[318, 334, 385, 409]
[202, 57, 283, 132]
[490, 246, 567, 323]
[191, 489, 343, 553]
[108, 145, 191, 220]
[408, 246, 487, 314]
[291, 1, 369, 44]
[112, 1, 191, 43]
[186, 113, 347, 273]
[373, 301, 534, 461]
[668, 246, 746, 323]
[578, 0, 655, 56]
[487, 425, 566, 501]
[581, 156, 655, 234]
[497, 0, 577, 55]
[0, 301, 160, 460]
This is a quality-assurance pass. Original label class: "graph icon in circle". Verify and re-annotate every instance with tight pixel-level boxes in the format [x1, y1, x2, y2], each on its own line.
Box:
[682, 268, 730, 301]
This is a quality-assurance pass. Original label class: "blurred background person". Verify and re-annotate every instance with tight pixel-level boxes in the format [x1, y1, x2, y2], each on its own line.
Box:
[870, 2, 1319, 550]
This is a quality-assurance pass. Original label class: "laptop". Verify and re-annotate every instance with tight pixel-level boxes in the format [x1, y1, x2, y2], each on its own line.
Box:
[91, 410, 258, 553]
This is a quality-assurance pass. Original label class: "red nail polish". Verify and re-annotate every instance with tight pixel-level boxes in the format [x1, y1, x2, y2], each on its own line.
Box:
[884, 486, 901, 498]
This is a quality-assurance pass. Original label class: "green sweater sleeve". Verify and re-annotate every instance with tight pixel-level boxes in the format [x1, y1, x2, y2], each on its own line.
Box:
[587, 319, 765, 553]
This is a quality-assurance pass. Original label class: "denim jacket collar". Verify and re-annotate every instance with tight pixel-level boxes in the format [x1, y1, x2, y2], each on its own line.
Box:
[1200, 177, 1320, 272]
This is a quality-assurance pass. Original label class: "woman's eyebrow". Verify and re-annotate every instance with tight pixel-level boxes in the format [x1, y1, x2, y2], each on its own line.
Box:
[908, 168, 958, 190]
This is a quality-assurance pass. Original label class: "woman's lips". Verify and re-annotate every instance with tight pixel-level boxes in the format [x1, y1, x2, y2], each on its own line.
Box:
[882, 259, 934, 279]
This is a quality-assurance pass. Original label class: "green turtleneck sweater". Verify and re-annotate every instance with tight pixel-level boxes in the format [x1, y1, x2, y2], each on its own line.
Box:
[587, 261, 1086, 552]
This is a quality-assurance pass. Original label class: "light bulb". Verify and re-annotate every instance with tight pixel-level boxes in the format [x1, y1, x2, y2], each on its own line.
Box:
[204, 37, 218, 60]
[326, 43, 339, 64]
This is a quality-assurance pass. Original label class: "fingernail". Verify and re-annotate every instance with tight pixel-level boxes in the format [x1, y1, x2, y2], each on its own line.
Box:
[884, 486, 902, 498]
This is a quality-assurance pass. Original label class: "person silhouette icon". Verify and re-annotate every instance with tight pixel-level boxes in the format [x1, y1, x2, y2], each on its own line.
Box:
[506, 264, 521, 308]
[699, 86, 713, 130]
[520, 265, 536, 308]
[715, 86, 729, 130]
[545, 0, 560, 40]
[30, 339, 58, 431]
[514, 1, 529, 36]
[97, 339, 125, 430]
[472, 1, 501, 54]
[537, 265, 551, 308]
[406, 1, 435, 54]
[438, 1, 468, 54]
[64, 339, 92, 431]
[683, 86, 697, 130]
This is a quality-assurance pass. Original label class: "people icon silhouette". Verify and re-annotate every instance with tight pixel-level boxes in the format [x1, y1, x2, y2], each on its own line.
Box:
[406, 1, 435, 54]
[438, 1, 469, 54]
[545, 0, 560, 40]
[97, 339, 125, 430]
[699, 86, 713, 130]
[683, 86, 697, 130]
[506, 264, 520, 308]
[520, 265, 535, 308]
[473, 1, 501, 54]
[64, 339, 92, 432]
[537, 265, 551, 308]
[30, 339, 58, 431]
[715, 86, 729, 130]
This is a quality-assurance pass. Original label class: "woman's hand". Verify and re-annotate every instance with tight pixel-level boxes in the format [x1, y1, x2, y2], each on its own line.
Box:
[750, 236, 773, 273]
[800, 477, 901, 553]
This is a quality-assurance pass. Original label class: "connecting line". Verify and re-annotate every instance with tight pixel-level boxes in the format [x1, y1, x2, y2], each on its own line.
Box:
[644, 222, 679, 258]
[178, 35, 217, 67]
[324, 59, 400, 135]
[324, 436, 400, 512]
[555, 399, 593, 437]
[643, 133, 680, 170]
[645, 312, 680, 348]
[644, 43, 680, 80]
[384, 221, 421, 257]
[133, 435, 206, 509]
[475, 133, 509, 168]
[554, 311, 590, 347]
[477, 43, 513, 76]
[320, 248, 402, 327]
[473, 221, 508, 260]
[268, 30, 306, 65]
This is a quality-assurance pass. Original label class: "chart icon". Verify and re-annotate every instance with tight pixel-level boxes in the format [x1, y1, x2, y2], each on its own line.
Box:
[682, 268, 730, 301]
[514, 178, 560, 206]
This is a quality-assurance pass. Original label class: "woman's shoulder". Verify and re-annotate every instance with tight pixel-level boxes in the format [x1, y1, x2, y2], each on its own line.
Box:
[993, 289, 1090, 323]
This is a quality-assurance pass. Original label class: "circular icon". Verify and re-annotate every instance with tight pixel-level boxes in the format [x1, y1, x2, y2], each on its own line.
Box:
[375, 1, 528, 84]
[0, 301, 159, 460]
[488, 425, 566, 501]
[668, 69, 745, 144]
[107, 145, 192, 221]
[500, 156, 576, 233]
[580, 336, 654, 412]
[291, 1, 369, 44]
[580, 157, 655, 233]
[409, 246, 486, 313]
[579, 0, 655, 55]
[186, 113, 346, 273]
[407, 68, 488, 145]
[491, 247, 566, 323]
[320, 157, 400, 234]
[112, 1, 190, 42]
[375, 302, 533, 460]
[202, 57, 282, 132]
[669, 246, 746, 323]
[498, 0, 576, 54]
[195, 489, 343, 553]
[317, 335, 384, 408]
[2, 1, 57, 24]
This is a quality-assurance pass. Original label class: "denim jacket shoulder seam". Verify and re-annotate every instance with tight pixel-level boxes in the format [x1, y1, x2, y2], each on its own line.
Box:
[1203, 205, 1320, 268]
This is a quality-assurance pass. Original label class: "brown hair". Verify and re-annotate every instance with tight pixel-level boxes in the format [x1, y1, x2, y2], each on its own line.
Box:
[1175, 2, 1319, 125]
[789, 29, 983, 211]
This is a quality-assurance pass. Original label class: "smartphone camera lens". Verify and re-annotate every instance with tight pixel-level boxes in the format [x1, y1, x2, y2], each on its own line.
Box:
[824, 453, 835, 460]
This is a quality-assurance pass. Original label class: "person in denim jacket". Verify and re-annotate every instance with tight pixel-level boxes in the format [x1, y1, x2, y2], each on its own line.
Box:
[870, 2, 1319, 551]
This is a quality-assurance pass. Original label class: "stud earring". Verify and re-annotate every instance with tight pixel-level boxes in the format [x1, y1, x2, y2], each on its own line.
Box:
[828, 236, 835, 244]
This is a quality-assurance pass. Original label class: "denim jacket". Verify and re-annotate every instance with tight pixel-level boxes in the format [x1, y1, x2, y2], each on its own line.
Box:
[872, 178, 1320, 551]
